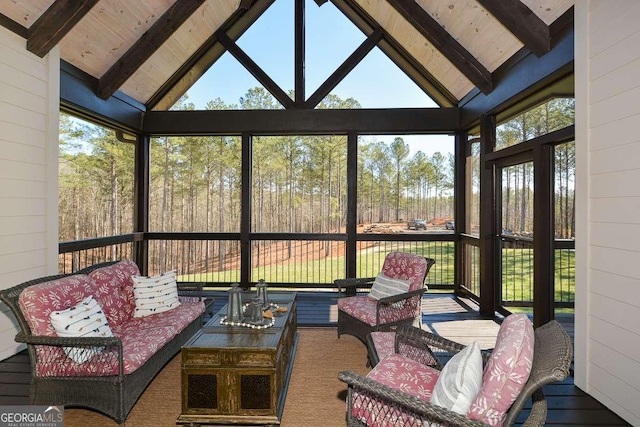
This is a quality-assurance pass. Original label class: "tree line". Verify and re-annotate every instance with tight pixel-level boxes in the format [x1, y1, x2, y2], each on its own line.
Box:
[58, 90, 575, 267]
[59, 88, 455, 245]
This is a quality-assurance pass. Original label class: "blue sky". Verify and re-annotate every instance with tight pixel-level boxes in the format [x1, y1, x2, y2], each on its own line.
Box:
[185, 0, 453, 157]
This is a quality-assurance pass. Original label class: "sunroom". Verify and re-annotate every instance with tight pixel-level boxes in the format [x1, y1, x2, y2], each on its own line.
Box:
[0, 0, 638, 426]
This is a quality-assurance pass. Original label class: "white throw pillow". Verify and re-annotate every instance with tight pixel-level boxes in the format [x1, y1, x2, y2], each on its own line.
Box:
[132, 270, 181, 317]
[430, 340, 483, 415]
[368, 273, 411, 301]
[50, 296, 113, 364]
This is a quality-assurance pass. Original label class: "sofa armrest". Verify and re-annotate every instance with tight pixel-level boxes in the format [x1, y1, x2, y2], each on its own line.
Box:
[15, 332, 122, 348]
[177, 282, 215, 318]
[15, 332, 126, 378]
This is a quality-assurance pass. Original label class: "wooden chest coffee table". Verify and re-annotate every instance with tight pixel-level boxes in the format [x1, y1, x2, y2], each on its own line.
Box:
[177, 292, 297, 426]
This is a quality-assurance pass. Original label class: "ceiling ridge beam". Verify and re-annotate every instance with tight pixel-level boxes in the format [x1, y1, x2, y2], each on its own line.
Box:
[386, 0, 493, 95]
[216, 30, 295, 109]
[96, 0, 207, 101]
[478, 0, 550, 57]
[304, 28, 383, 109]
[27, 0, 98, 58]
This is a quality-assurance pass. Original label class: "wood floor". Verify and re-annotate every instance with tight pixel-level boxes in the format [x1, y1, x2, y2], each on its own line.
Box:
[0, 292, 630, 426]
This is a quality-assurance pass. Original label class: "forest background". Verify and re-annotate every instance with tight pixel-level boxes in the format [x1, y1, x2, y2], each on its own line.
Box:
[59, 93, 575, 246]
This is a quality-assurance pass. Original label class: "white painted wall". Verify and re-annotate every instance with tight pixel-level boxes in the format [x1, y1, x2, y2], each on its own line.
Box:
[575, 1, 640, 425]
[0, 26, 59, 361]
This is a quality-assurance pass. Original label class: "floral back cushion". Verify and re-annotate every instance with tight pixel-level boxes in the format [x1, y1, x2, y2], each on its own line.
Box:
[468, 313, 534, 426]
[18, 274, 97, 337]
[380, 252, 429, 292]
[89, 260, 140, 327]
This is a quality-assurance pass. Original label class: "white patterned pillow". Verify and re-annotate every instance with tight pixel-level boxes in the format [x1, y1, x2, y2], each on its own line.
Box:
[430, 341, 483, 414]
[50, 296, 113, 364]
[368, 273, 411, 302]
[132, 270, 181, 317]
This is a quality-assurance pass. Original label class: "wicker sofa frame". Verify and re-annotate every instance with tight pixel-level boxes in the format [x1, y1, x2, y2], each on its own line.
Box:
[0, 261, 208, 426]
[335, 257, 436, 345]
[339, 319, 573, 427]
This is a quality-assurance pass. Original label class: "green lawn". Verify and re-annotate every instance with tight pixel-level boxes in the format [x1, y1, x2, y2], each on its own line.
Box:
[177, 243, 574, 305]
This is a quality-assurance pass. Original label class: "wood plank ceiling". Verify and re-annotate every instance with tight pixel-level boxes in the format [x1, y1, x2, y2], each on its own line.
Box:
[0, 0, 574, 110]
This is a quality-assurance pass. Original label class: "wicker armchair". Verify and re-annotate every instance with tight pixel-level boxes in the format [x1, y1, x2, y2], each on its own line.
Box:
[336, 252, 436, 344]
[339, 319, 573, 427]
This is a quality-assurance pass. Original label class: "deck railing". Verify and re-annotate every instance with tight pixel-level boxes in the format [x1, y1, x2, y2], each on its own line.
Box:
[499, 235, 575, 309]
[58, 233, 456, 288]
[57, 232, 574, 308]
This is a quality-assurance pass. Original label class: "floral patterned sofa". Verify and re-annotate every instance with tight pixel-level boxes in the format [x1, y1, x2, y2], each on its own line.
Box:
[0, 260, 207, 425]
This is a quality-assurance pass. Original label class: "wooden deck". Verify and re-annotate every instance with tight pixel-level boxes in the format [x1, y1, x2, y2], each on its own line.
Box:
[0, 292, 629, 426]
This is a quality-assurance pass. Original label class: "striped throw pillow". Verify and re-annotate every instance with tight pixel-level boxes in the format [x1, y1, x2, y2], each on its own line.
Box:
[132, 270, 181, 317]
[368, 273, 411, 301]
[431, 340, 483, 414]
[50, 295, 113, 364]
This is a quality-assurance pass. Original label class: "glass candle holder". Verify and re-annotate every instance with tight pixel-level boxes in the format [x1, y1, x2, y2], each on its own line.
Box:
[256, 278, 269, 309]
[248, 297, 264, 324]
[227, 283, 244, 322]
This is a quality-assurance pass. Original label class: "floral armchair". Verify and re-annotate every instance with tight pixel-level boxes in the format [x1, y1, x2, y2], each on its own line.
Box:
[339, 317, 573, 427]
[336, 252, 436, 344]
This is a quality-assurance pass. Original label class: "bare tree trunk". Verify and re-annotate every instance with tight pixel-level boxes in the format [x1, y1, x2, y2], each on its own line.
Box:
[110, 146, 118, 261]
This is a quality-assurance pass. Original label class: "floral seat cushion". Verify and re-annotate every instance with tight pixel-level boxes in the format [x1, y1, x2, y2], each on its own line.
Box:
[370, 331, 396, 361]
[34, 325, 177, 377]
[337, 296, 404, 326]
[114, 301, 204, 334]
[351, 353, 440, 427]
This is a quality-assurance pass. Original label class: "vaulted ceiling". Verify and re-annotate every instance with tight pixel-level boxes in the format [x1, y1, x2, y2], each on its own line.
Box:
[0, 0, 574, 111]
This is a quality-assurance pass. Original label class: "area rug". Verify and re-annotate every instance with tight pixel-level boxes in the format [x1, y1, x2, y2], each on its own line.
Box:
[64, 328, 369, 426]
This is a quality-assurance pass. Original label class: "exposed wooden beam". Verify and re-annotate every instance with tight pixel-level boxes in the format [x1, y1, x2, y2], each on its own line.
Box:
[239, 0, 254, 9]
[304, 28, 383, 109]
[332, 0, 457, 107]
[147, 0, 275, 110]
[295, 0, 305, 104]
[386, 0, 493, 95]
[60, 61, 145, 132]
[314, 0, 329, 5]
[27, 0, 98, 57]
[216, 30, 295, 109]
[96, 0, 206, 100]
[0, 12, 28, 38]
[479, 114, 497, 317]
[460, 26, 574, 128]
[478, 0, 550, 57]
[143, 108, 459, 134]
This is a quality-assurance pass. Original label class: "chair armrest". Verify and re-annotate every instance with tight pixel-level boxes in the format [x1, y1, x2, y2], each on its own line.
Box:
[376, 288, 426, 305]
[394, 324, 492, 365]
[335, 277, 375, 297]
[338, 371, 489, 427]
